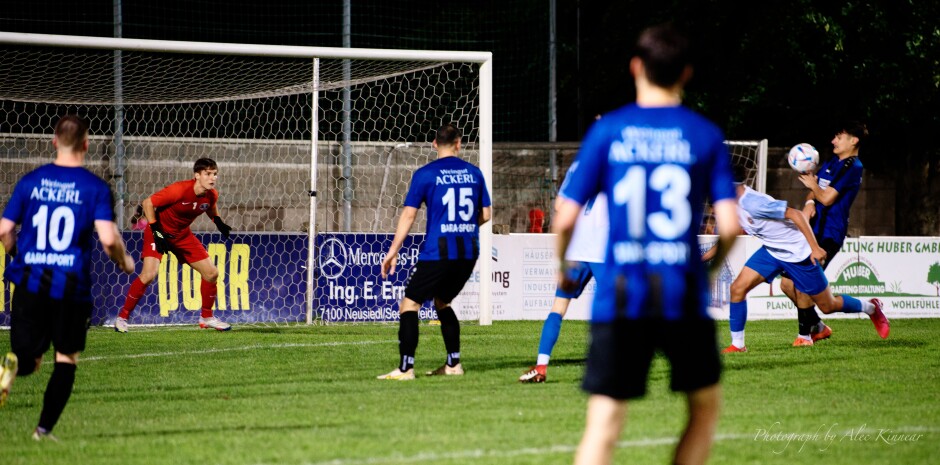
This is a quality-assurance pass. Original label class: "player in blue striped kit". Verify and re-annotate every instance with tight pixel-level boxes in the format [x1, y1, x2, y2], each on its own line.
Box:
[782, 122, 868, 346]
[0, 115, 135, 440]
[376, 123, 492, 381]
[555, 24, 740, 465]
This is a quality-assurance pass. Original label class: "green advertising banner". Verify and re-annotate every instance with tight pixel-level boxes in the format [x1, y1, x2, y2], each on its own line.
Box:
[739, 237, 940, 320]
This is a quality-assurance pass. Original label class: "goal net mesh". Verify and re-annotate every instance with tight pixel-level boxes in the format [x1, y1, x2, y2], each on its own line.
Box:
[0, 41, 481, 327]
[489, 140, 767, 233]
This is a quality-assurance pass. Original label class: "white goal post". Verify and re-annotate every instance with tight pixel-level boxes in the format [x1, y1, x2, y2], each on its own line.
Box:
[0, 32, 494, 327]
[726, 139, 768, 193]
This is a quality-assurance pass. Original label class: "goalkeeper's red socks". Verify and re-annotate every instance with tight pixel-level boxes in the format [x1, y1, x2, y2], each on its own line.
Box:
[119, 278, 147, 319]
[200, 279, 218, 318]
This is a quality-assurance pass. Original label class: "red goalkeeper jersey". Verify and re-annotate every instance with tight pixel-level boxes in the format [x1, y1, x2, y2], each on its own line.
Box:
[150, 179, 218, 235]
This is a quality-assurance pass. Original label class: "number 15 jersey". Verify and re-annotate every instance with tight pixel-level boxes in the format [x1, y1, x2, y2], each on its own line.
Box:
[404, 156, 491, 261]
[560, 104, 736, 321]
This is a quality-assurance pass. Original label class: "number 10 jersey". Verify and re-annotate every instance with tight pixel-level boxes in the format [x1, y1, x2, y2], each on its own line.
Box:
[2, 164, 115, 301]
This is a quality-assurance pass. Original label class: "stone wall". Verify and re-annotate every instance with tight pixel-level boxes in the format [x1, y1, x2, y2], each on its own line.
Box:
[765, 146, 895, 237]
[0, 138, 895, 236]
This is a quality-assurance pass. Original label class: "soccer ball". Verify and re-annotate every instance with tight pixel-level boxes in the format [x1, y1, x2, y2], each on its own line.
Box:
[787, 143, 819, 174]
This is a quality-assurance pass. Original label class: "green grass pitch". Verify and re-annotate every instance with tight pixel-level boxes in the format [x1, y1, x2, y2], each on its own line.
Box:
[2, 319, 938, 465]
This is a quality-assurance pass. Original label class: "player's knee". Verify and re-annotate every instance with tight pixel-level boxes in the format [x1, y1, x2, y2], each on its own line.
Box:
[202, 267, 219, 283]
[139, 270, 157, 285]
[436, 305, 458, 324]
[815, 299, 836, 314]
[780, 278, 794, 294]
[729, 282, 749, 301]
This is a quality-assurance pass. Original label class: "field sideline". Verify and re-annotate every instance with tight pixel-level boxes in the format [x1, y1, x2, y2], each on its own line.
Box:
[2, 319, 938, 465]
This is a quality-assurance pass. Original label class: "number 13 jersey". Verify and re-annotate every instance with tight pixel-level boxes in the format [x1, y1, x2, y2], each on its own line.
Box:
[560, 104, 737, 321]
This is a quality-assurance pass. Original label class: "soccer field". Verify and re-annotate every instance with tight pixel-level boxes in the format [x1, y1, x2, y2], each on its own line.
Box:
[3, 319, 938, 465]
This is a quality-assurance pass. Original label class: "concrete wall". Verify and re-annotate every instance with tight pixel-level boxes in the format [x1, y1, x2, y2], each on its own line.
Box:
[0, 138, 895, 237]
[764, 146, 895, 237]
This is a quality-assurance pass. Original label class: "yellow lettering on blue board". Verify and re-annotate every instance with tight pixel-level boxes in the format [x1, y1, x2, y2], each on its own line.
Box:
[229, 244, 250, 310]
[208, 244, 227, 310]
[181, 263, 201, 311]
[158, 253, 179, 317]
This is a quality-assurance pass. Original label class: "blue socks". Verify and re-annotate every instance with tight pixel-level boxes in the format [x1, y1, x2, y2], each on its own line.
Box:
[840, 295, 863, 313]
[537, 312, 563, 362]
[729, 301, 747, 332]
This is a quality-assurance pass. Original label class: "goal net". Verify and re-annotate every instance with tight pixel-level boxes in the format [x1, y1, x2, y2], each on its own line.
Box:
[0, 32, 493, 327]
[490, 140, 768, 233]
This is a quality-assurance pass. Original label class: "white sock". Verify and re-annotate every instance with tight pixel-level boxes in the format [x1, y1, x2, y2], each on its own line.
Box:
[731, 330, 746, 348]
[536, 354, 550, 366]
[861, 301, 875, 315]
[797, 334, 812, 341]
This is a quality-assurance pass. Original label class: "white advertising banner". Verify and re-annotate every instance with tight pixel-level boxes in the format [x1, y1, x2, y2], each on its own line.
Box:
[835, 237, 940, 318]
[452, 234, 595, 321]
[737, 236, 940, 320]
[458, 234, 940, 321]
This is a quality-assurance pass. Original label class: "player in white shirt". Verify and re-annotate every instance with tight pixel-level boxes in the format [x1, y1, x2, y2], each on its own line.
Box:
[519, 163, 607, 383]
[717, 172, 890, 352]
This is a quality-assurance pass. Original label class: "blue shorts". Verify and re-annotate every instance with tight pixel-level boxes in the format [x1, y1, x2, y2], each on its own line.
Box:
[555, 261, 602, 299]
[744, 247, 828, 296]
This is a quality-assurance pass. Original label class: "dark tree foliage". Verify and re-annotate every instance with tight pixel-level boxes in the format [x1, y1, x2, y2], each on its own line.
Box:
[1, 0, 938, 233]
[556, 0, 939, 235]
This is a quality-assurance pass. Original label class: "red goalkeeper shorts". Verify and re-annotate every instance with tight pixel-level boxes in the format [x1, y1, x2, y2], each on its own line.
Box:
[141, 226, 210, 264]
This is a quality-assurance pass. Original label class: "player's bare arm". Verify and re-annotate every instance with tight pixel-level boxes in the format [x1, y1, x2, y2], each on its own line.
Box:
[141, 197, 158, 223]
[799, 173, 840, 206]
[0, 218, 16, 254]
[95, 220, 135, 273]
[479, 206, 492, 225]
[785, 207, 826, 264]
[551, 198, 581, 291]
[381, 206, 418, 279]
[708, 199, 739, 275]
[700, 245, 716, 262]
[801, 190, 817, 219]
[698, 201, 739, 267]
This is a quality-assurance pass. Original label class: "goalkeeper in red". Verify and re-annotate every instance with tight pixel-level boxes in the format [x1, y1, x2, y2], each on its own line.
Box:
[114, 158, 234, 332]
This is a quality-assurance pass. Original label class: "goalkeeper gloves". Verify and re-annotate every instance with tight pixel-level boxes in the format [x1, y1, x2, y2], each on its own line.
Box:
[150, 221, 174, 254]
[213, 216, 232, 239]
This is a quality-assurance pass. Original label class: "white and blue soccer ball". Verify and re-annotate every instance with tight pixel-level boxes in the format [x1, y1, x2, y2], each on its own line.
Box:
[787, 143, 819, 174]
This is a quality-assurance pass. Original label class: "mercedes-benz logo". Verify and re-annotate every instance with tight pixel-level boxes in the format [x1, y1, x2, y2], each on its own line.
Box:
[318, 237, 347, 280]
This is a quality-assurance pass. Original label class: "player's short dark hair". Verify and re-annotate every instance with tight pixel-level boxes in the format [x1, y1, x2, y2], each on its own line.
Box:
[193, 157, 218, 173]
[839, 121, 869, 148]
[435, 123, 462, 147]
[54, 114, 89, 152]
[635, 23, 691, 88]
